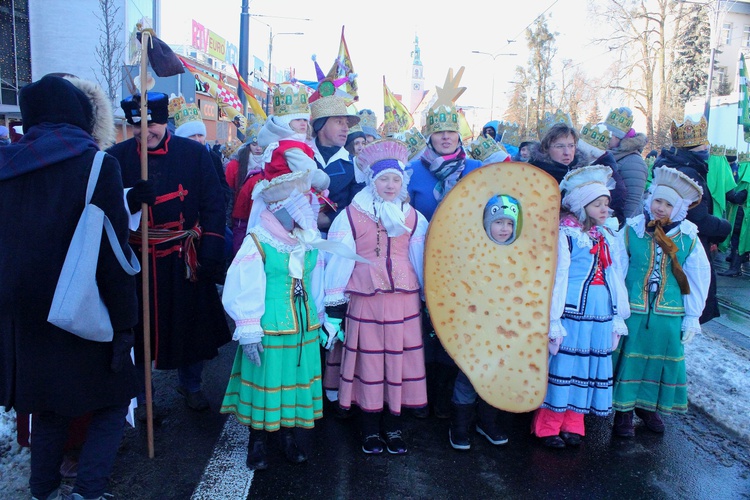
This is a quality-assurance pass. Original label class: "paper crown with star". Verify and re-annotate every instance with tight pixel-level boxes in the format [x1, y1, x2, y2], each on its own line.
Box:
[423, 67, 466, 137]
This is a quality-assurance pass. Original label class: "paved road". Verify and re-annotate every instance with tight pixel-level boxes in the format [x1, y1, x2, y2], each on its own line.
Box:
[108, 336, 750, 500]
[108, 263, 750, 500]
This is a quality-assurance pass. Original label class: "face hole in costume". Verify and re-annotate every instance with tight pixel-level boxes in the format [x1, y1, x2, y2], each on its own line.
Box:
[483, 194, 522, 246]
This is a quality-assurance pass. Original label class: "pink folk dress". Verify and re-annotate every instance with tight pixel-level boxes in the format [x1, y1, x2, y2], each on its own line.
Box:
[325, 201, 428, 415]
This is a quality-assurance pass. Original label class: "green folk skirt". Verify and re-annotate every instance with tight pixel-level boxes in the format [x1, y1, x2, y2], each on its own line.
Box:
[221, 330, 323, 431]
[612, 313, 688, 414]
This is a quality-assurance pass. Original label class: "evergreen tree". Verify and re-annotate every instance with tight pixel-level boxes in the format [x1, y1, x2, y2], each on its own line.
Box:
[672, 4, 711, 109]
[504, 66, 532, 137]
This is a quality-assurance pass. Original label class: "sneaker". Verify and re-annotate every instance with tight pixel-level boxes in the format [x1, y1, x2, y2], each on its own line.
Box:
[384, 430, 408, 455]
[635, 408, 665, 433]
[540, 435, 566, 448]
[177, 386, 209, 411]
[362, 434, 384, 454]
[560, 432, 582, 447]
[475, 421, 509, 446]
[613, 410, 635, 438]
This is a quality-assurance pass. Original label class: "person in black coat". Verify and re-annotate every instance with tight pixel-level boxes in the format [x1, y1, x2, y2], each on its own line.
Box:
[531, 122, 628, 225]
[0, 75, 138, 500]
[108, 92, 230, 414]
[653, 124, 732, 323]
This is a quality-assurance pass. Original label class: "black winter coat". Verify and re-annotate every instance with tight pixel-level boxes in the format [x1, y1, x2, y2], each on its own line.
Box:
[654, 148, 732, 323]
[0, 149, 139, 416]
[108, 134, 231, 369]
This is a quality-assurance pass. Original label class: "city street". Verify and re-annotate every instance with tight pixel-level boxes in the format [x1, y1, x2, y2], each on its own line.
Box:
[105, 319, 750, 500]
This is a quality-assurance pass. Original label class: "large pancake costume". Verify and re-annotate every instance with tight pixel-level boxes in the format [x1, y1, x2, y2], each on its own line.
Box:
[424, 162, 560, 412]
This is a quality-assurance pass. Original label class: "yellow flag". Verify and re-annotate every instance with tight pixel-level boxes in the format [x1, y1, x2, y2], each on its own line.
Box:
[382, 76, 414, 136]
[457, 108, 474, 144]
[326, 26, 358, 103]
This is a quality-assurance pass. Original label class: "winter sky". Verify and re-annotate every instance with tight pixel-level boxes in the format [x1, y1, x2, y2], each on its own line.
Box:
[157, 0, 609, 118]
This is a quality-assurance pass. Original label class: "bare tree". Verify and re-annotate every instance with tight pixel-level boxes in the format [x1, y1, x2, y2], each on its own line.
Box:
[556, 59, 598, 127]
[92, 0, 124, 103]
[591, 0, 687, 148]
[504, 66, 533, 137]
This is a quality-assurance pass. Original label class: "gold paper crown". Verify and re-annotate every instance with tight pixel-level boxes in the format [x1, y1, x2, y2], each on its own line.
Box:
[398, 127, 427, 161]
[272, 84, 310, 117]
[709, 144, 726, 156]
[539, 109, 574, 137]
[468, 136, 507, 162]
[500, 122, 521, 146]
[579, 123, 611, 151]
[358, 109, 377, 130]
[726, 147, 738, 157]
[221, 139, 242, 159]
[423, 104, 460, 137]
[169, 95, 203, 129]
[739, 152, 750, 163]
[605, 107, 634, 135]
[670, 116, 709, 148]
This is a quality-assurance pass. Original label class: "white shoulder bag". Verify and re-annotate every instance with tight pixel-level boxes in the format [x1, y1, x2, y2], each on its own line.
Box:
[47, 151, 141, 341]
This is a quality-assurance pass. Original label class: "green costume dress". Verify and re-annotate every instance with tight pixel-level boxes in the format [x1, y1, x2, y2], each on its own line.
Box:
[221, 223, 324, 431]
[612, 216, 710, 414]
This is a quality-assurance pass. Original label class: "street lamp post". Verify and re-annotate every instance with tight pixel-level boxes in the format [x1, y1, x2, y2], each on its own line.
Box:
[265, 29, 304, 115]
[471, 51, 517, 121]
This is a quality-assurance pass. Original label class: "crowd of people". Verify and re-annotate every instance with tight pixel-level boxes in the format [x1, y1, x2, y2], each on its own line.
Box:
[0, 69, 747, 499]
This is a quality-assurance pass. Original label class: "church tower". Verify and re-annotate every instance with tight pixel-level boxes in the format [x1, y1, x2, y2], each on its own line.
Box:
[409, 34, 425, 114]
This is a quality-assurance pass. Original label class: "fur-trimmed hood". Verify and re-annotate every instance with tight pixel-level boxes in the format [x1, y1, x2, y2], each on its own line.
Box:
[63, 76, 116, 150]
[610, 132, 648, 161]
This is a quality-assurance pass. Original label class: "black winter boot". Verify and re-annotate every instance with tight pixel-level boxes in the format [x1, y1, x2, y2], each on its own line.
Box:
[475, 399, 508, 445]
[719, 249, 742, 277]
[449, 403, 474, 450]
[246, 429, 268, 470]
[280, 428, 307, 464]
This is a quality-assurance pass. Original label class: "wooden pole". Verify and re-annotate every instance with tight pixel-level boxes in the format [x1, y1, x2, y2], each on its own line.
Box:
[138, 29, 155, 459]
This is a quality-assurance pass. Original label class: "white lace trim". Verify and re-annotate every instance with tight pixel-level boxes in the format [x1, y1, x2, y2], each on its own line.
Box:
[350, 185, 412, 224]
[249, 226, 311, 253]
[559, 225, 594, 249]
[548, 318, 568, 339]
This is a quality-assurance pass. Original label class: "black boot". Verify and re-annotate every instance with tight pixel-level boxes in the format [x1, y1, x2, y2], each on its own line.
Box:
[719, 249, 742, 277]
[434, 365, 458, 419]
[280, 428, 307, 464]
[246, 428, 268, 470]
[449, 403, 474, 450]
[475, 399, 508, 445]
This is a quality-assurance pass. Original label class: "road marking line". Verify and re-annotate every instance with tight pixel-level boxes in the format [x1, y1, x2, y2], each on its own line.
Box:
[191, 417, 252, 499]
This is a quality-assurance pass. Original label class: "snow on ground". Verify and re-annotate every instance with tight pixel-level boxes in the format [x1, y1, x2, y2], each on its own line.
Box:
[0, 408, 31, 498]
[0, 326, 748, 495]
[684, 328, 750, 443]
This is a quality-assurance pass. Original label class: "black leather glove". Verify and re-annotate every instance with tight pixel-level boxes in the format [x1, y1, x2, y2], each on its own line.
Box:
[325, 303, 347, 320]
[126, 179, 156, 214]
[111, 328, 135, 373]
[197, 258, 226, 284]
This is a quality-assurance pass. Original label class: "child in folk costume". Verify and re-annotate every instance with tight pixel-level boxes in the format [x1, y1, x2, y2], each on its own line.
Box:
[257, 82, 330, 193]
[532, 165, 630, 448]
[612, 167, 710, 437]
[220, 170, 330, 470]
[324, 139, 429, 455]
